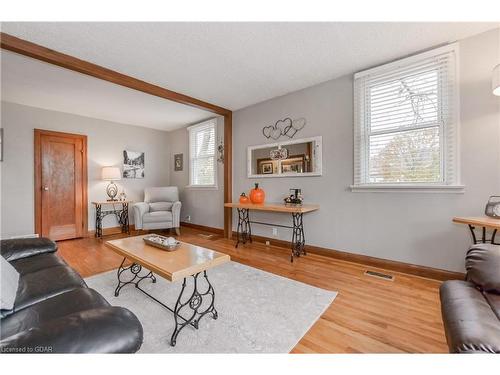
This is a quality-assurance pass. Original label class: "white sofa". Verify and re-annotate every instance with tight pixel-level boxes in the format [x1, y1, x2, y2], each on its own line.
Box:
[133, 187, 181, 235]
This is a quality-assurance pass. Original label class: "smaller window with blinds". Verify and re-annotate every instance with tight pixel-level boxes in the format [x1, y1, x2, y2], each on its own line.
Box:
[188, 119, 217, 188]
[353, 43, 462, 191]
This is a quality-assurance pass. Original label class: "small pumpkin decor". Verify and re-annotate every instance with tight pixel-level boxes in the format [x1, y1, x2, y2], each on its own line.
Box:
[249, 183, 265, 204]
[239, 192, 250, 204]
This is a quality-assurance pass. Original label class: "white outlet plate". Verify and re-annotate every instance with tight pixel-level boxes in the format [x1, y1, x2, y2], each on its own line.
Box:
[272, 228, 278, 236]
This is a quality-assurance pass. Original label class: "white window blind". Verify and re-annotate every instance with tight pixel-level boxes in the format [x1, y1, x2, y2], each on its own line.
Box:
[353, 44, 460, 190]
[188, 119, 217, 187]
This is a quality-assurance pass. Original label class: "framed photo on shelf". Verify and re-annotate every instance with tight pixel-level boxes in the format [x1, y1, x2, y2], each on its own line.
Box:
[261, 162, 273, 174]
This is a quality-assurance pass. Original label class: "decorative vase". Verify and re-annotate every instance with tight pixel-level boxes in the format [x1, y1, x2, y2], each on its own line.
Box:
[239, 192, 250, 204]
[249, 183, 265, 204]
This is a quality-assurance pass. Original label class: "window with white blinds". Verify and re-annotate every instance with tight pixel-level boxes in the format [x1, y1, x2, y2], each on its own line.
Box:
[188, 119, 217, 187]
[353, 44, 461, 191]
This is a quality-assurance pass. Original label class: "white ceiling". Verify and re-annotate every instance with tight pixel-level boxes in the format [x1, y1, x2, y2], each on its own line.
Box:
[0, 50, 214, 131]
[1, 22, 499, 124]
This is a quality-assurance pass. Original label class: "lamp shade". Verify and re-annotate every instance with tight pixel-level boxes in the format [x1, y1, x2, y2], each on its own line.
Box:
[101, 166, 121, 181]
[493, 64, 500, 96]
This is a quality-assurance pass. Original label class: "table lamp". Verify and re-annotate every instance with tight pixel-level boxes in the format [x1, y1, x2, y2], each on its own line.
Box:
[102, 166, 121, 201]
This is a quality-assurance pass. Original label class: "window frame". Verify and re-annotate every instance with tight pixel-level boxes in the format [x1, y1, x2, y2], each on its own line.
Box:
[351, 43, 464, 193]
[187, 118, 218, 189]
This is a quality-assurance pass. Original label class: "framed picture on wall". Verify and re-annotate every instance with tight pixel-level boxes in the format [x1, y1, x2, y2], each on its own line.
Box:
[123, 150, 145, 178]
[174, 153, 183, 171]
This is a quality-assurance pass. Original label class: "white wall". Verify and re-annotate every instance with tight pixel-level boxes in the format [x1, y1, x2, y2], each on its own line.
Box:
[168, 117, 225, 229]
[0, 102, 170, 237]
[232, 28, 500, 272]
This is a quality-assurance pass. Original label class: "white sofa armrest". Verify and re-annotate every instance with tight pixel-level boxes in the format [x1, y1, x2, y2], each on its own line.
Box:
[171, 201, 182, 228]
[132, 202, 150, 230]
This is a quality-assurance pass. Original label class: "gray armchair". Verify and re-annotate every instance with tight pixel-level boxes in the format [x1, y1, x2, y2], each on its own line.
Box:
[133, 187, 181, 235]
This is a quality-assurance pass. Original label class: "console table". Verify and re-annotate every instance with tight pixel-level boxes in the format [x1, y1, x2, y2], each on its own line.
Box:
[224, 202, 319, 262]
[452, 216, 500, 245]
[92, 201, 132, 238]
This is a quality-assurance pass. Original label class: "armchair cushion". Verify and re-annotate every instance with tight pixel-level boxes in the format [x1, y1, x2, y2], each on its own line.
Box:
[145, 187, 179, 203]
[143, 211, 173, 224]
[149, 202, 173, 212]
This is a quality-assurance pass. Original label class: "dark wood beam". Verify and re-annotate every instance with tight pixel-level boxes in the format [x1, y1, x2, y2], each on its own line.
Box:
[0, 32, 231, 116]
[223, 112, 233, 239]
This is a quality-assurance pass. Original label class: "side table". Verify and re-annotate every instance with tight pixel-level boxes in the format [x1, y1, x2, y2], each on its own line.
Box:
[92, 201, 132, 238]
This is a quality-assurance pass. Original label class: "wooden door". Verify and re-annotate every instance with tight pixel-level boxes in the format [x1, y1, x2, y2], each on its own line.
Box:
[35, 129, 87, 240]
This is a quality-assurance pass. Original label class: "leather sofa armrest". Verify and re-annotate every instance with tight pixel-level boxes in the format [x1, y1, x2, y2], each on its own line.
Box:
[171, 201, 182, 228]
[0, 306, 143, 353]
[132, 202, 150, 230]
[1, 238, 57, 262]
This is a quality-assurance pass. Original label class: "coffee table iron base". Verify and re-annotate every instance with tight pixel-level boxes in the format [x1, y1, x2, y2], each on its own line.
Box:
[114, 257, 217, 347]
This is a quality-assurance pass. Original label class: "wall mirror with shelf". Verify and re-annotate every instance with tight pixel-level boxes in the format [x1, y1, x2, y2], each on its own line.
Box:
[247, 136, 322, 178]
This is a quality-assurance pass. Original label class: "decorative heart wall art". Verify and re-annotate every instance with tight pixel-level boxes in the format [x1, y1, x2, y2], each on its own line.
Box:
[262, 117, 306, 140]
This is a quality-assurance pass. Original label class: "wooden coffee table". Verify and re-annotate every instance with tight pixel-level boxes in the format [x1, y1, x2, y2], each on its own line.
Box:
[105, 235, 230, 346]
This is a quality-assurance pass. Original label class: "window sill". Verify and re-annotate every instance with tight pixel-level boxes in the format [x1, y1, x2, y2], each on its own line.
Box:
[350, 184, 465, 193]
[186, 185, 219, 191]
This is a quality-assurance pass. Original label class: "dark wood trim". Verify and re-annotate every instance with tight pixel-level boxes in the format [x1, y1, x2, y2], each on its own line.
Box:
[0, 33, 231, 116]
[182, 221, 463, 281]
[246, 232, 463, 281]
[86, 224, 136, 238]
[223, 112, 233, 239]
[181, 222, 224, 235]
[34, 129, 88, 238]
[240, 232, 463, 281]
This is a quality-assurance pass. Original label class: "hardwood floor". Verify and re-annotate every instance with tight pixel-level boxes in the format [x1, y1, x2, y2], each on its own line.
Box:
[57, 227, 448, 353]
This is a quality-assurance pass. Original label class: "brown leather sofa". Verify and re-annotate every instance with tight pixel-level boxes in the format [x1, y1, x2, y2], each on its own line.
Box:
[440, 243, 500, 353]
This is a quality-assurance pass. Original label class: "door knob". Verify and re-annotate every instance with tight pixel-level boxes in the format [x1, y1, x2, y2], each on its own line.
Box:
[43, 186, 49, 191]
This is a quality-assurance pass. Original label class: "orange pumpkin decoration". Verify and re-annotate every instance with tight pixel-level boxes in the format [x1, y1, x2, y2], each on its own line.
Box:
[239, 193, 250, 204]
[249, 183, 265, 204]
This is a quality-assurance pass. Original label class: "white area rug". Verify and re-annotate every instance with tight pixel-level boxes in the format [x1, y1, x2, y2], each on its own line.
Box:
[85, 261, 336, 353]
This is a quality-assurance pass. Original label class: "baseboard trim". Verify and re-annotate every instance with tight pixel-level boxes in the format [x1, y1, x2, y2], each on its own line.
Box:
[86, 224, 136, 237]
[183, 223, 463, 281]
[181, 222, 224, 235]
[246, 233, 463, 281]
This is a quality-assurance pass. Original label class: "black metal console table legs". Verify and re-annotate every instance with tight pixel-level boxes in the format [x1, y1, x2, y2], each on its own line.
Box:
[235, 209, 306, 262]
[94, 202, 130, 238]
[114, 258, 218, 347]
[236, 208, 252, 247]
[468, 225, 498, 245]
[291, 213, 306, 262]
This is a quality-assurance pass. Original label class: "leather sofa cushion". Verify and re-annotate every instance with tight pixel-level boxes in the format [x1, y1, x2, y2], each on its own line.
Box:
[143, 211, 173, 223]
[3, 265, 87, 317]
[0, 288, 110, 340]
[149, 202, 173, 212]
[11, 253, 67, 275]
[440, 280, 500, 353]
[1, 238, 57, 262]
[0, 257, 20, 311]
[484, 292, 500, 321]
[466, 244, 500, 293]
[0, 306, 143, 353]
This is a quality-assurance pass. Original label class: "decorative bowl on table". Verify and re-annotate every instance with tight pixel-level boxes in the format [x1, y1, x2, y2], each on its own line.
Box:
[143, 234, 180, 251]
